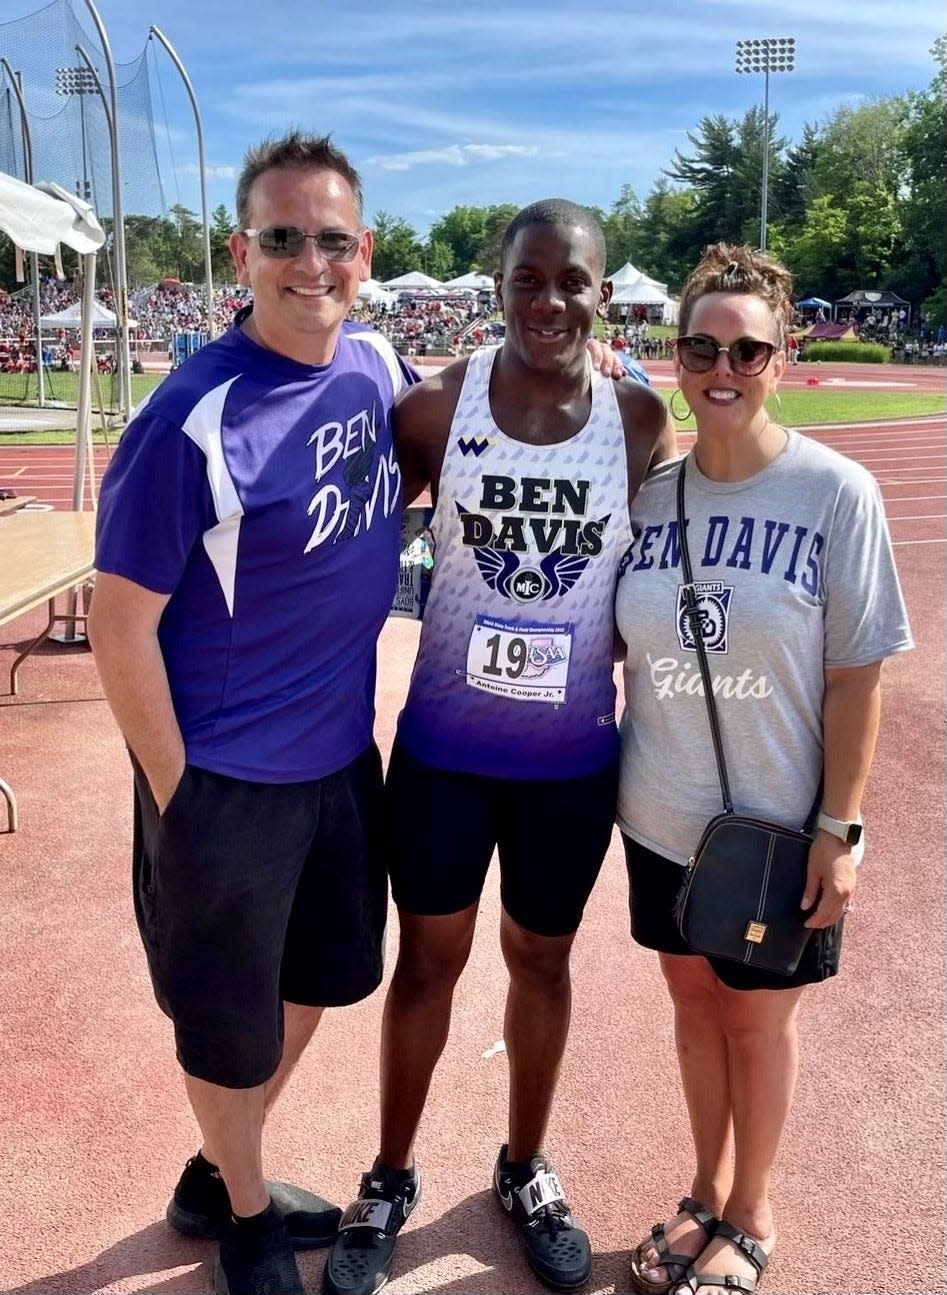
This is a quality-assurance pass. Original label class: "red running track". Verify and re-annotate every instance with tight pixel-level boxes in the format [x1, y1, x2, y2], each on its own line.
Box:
[0, 409, 943, 1293]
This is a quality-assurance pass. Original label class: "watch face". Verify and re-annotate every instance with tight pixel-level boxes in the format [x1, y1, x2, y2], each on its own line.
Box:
[846, 823, 863, 846]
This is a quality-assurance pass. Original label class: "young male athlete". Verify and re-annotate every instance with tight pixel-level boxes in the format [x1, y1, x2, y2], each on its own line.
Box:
[90, 132, 415, 1295]
[325, 200, 676, 1295]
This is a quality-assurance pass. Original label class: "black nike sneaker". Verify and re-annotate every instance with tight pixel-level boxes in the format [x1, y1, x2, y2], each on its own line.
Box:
[493, 1144, 592, 1291]
[323, 1159, 421, 1295]
[167, 1152, 341, 1248]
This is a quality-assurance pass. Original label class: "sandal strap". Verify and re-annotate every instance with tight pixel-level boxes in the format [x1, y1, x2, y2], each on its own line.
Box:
[640, 1228, 692, 1277]
[682, 1273, 760, 1294]
[677, 1196, 720, 1233]
[713, 1221, 770, 1276]
[631, 1244, 692, 1287]
[632, 1200, 720, 1287]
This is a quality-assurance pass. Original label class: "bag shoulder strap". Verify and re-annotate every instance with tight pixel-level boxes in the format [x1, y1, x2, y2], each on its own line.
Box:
[675, 458, 734, 813]
[676, 457, 823, 827]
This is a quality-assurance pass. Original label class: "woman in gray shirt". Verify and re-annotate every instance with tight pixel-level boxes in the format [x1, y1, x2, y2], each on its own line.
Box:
[616, 244, 912, 1295]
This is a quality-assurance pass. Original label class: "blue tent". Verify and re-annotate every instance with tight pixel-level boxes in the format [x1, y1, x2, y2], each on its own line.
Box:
[797, 297, 832, 309]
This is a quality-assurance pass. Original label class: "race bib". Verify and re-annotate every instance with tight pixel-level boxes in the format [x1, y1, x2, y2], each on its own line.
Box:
[465, 614, 572, 704]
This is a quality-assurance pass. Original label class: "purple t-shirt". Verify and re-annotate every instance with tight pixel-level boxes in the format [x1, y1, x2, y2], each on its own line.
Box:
[95, 314, 418, 781]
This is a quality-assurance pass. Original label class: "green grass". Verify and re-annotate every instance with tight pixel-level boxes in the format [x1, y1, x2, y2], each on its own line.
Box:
[0, 371, 163, 408]
[661, 388, 945, 430]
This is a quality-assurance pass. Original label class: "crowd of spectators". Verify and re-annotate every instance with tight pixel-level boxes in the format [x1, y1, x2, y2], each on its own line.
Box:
[128, 281, 251, 342]
[6, 277, 943, 368]
[609, 322, 673, 361]
[353, 292, 491, 355]
[1, 278, 490, 358]
[0, 278, 251, 358]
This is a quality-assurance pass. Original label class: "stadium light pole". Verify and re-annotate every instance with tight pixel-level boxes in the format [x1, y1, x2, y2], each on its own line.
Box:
[74, 44, 114, 193]
[0, 58, 44, 407]
[54, 64, 96, 205]
[149, 26, 215, 340]
[80, 0, 132, 422]
[735, 37, 795, 252]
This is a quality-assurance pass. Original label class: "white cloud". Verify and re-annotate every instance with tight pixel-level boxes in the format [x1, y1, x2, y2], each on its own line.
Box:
[365, 143, 539, 172]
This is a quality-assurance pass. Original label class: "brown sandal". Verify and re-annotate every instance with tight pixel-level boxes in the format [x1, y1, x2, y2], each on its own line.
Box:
[629, 1196, 720, 1295]
[677, 1220, 771, 1294]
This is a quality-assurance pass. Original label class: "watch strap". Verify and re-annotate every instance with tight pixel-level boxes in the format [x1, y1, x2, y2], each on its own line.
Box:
[817, 810, 862, 846]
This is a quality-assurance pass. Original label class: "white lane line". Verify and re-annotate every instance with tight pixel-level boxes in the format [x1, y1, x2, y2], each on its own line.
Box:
[886, 514, 946, 521]
[876, 476, 947, 485]
[892, 538, 947, 546]
[818, 379, 920, 388]
[818, 442, 947, 454]
[817, 436, 947, 447]
[849, 453, 947, 463]
[802, 419, 946, 433]
[870, 471, 947, 481]
[878, 493, 946, 501]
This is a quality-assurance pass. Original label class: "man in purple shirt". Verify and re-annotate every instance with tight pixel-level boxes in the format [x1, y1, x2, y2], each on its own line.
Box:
[89, 132, 415, 1295]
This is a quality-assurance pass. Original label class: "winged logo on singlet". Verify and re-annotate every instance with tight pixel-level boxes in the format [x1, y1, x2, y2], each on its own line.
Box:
[456, 503, 596, 604]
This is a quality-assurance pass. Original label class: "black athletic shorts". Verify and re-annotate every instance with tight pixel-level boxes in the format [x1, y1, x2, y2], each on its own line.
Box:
[621, 832, 844, 992]
[131, 744, 387, 1089]
[385, 740, 619, 938]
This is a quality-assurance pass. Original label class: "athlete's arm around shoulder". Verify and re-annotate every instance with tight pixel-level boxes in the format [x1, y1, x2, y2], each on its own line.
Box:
[394, 357, 470, 505]
[615, 379, 677, 506]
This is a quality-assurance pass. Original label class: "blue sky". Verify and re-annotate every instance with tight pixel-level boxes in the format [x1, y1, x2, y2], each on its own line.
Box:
[35, 0, 947, 238]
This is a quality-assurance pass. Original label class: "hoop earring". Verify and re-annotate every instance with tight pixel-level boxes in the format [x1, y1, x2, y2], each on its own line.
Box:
[669, 389, 692, 422]
[767, 389, 783, 419]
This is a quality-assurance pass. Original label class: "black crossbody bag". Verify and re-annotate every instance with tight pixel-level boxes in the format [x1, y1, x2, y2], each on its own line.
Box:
[672, 457, 820, 976]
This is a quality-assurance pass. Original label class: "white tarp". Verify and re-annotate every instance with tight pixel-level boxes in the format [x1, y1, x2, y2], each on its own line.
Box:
[0, 171, 106, 510]
[0, 172, 103, 256]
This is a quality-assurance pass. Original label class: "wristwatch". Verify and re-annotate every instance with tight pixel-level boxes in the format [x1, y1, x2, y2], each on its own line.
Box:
[816, 811, 863, 847]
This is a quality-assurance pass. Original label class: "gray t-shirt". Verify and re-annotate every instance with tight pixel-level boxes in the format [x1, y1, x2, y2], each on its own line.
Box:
[615, 431, 914, 865]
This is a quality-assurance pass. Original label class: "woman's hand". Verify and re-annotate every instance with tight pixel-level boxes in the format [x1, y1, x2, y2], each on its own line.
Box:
[801, 832, 857, 928]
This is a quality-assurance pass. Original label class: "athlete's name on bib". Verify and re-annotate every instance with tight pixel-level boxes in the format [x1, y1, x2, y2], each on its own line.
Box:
[462, 474, 604, 557]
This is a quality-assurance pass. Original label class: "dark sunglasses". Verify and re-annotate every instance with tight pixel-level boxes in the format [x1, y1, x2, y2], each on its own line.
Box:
[241, 226, 361, 262]
[676, 334, 777, 376]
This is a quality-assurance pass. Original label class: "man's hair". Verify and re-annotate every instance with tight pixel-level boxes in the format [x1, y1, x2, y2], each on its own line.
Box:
[235, 129, 364, 229]
[499, 199, 607, 275]
[678, 243, 794, 346]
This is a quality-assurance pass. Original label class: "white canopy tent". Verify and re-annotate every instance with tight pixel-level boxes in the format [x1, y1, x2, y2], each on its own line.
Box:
[356, 279, 395, 306]
[0, 171, 105, 508]
[444, 271, 494, 291]
[39, 298, 138, 330]
[610, 277, 679, 325]
[608, 260, 669, 295]
[381, 270, 444, 290]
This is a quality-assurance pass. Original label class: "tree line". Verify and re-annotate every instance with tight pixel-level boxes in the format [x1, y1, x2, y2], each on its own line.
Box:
[3, 39, 943, 323]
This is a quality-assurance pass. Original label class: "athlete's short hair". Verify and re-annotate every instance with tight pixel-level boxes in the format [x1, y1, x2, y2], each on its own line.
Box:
[678, 243, 794, 347]
[236, 129, 364, 228]
[500, 199, 607, 276]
